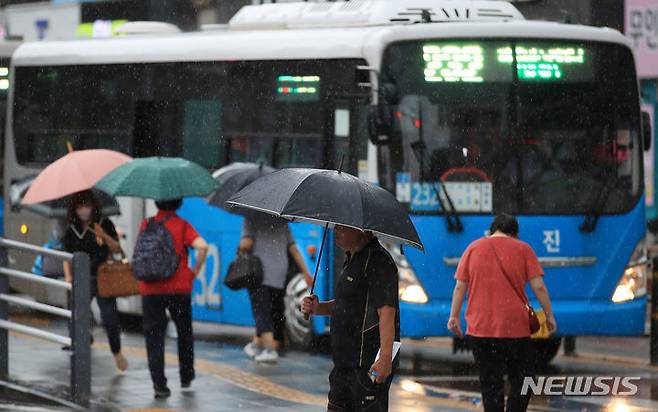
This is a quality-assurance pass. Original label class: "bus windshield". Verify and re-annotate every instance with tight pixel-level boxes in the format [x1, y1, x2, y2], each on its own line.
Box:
[13, 59, 362, 169]
[378, 39, 642, 215]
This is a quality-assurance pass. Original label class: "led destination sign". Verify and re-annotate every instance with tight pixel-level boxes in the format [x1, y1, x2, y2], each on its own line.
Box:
[423, 42, 590, 83]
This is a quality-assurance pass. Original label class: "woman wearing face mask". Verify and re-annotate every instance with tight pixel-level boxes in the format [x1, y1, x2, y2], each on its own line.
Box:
[62, 190, 128, 371]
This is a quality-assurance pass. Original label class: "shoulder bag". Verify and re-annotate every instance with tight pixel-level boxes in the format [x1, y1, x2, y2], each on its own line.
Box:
[487, 238, 541, 334]
[98, 248, 140, 297]
[224, 249, 263, 291]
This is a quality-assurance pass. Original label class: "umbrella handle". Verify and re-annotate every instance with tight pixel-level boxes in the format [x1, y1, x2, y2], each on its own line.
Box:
[304, 222, 329, 321]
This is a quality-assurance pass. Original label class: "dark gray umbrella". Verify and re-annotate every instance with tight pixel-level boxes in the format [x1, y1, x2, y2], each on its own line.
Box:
[10, 176, 121, 218]
[207, 162, 276, 212]
[226, 168, 423, 250]
[227, 168, 423, 319]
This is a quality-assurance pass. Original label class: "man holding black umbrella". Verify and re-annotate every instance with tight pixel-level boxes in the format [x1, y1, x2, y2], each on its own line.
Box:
[227, 167, 421, 411]
[302, 225, 399, 412]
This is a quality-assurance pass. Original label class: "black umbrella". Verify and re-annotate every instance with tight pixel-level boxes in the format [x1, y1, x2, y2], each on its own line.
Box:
[207, 162, 276, 212]
[227, 168, 423, 249]
[227, 168, 423, 317]
[10, 176, 121, 219]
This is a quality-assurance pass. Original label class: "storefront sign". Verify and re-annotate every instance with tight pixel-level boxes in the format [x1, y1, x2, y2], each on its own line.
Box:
[625, 0, 658, 78]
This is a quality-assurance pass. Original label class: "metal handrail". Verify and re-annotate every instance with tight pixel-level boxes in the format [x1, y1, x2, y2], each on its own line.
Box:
[0, 237, 90, 406]
[0, 268, 71, 291]
[0, 320, 71, 346]
[0, 238, 72, 261]
[0, 294, 71, 319]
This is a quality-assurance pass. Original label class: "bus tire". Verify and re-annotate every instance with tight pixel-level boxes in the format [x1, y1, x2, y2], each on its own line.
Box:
[533, 336, 562, 368]
[284, 273, 314, 349]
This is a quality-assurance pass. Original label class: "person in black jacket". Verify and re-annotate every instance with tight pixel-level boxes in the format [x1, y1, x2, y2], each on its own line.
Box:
[302, 226, 399, 412]
[62, 190, 127, 372]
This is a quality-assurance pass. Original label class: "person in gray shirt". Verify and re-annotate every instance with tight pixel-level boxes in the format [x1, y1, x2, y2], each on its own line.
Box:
[239, 215, 311, 363]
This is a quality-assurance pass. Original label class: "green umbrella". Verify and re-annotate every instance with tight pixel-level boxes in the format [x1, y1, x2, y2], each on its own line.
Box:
[96, 157, 218, 201]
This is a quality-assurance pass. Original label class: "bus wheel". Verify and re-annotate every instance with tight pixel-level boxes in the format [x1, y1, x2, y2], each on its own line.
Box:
[284, 273, 313, 349]
[533, 337, 562, 368]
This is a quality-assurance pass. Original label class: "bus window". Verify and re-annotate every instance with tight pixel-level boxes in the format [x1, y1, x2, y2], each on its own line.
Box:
[380, 39, 641, 215]
[133, 100, 184, 159]
[183, 100, 222, 169]
[13, 59, 364, 170]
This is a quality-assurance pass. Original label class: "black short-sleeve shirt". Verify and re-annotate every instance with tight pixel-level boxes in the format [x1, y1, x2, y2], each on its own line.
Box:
[62, 218, 118, 278]
[330, 239, 400, 369]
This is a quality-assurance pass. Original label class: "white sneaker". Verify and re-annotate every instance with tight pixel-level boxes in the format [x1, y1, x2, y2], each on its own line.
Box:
[243, 342, 262, 359]
[255, 348, 279, 363]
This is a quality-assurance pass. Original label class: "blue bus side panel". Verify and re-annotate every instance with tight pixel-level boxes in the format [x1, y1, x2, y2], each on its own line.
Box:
[401, 198, 647, 338]
[180, 197, 646, 339]
[180, 198, 330, 334]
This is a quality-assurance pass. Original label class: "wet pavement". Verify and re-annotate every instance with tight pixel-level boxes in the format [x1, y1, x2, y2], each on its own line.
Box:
[403, 337, 658, 412]
[3, 313, 658, 411]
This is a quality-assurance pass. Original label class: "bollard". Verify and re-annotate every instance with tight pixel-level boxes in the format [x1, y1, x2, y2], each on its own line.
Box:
[564, 336, 576, 356]
[70, 252, 91, 406]
[0, 247, 8, 380]
[649, 257, 658, 365]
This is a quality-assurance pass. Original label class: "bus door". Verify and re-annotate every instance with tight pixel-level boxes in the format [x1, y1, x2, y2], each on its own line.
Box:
[306, 98, 369, 335]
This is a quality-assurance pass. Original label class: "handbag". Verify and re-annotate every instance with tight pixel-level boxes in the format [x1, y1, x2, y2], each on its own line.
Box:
[487, 238, 541, 335]
[224, 251, 263, 291]
[97, 249, 140, 298]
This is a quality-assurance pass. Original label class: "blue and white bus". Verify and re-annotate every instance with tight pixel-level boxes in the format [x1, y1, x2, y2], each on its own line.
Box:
[0, 40, 20, 235]
[4, 0, 651, 363]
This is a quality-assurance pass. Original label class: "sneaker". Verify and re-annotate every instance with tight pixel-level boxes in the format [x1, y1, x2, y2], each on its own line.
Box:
[243, 342, 262, 359]
[181, 373, 195, 389]
[154, 386, 171, 399]
[254, 348, 279, 363]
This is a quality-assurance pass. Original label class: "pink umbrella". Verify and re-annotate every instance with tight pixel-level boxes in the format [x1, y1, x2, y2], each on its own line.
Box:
[21, 149, 133, 205]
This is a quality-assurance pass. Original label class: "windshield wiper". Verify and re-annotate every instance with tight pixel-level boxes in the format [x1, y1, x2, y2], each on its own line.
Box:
[410, 139, 463, 233]
[580, 171, 617, 233]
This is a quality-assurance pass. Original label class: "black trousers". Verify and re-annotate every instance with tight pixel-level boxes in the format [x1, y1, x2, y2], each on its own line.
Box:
[327, 367, 393, 412]
[142, 294, 195, 389]
[70, 280, 122, 354]
[248, 285, 285, 342]
[96, 294, 122, 354]
[467, 336, 534, 412]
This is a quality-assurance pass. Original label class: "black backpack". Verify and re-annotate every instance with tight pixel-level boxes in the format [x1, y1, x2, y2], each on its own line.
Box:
[132, 216, 180, 282]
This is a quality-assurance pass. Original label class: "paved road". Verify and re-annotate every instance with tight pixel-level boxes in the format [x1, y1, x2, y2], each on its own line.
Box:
[2, 316, 478, 411]
[3, 314, 658, 411]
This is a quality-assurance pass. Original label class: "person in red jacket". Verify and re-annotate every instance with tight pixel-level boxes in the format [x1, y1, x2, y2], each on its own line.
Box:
[138, 198, 208, 399]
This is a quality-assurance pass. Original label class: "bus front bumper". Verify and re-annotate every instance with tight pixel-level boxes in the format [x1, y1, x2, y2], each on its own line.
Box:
[400, 297, 647, 338]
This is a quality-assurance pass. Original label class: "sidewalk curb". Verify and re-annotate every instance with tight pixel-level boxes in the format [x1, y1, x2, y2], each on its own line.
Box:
[0, 379, 86, 411]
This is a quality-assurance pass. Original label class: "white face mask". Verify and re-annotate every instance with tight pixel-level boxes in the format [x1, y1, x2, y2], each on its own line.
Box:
[76, 206, 92, 222]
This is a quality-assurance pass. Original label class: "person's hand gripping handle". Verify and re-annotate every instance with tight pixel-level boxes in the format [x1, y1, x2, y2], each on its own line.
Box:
[302, 223, 328, 320]
[301, 295, 319, 319]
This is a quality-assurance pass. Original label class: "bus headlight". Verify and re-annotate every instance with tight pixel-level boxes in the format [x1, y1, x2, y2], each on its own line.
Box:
[612, 240, 648, 303]
[383, 243, 429, 304]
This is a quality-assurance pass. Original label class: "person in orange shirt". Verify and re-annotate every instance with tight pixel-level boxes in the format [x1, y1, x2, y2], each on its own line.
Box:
[448, 214, 556, 412]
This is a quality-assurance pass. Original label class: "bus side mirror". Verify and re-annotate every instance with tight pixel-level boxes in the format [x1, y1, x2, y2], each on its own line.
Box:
[355, 65, 373, 89]
[367, 82, 400, 145]
[642, 111, 652, 151]
[368, 105, 394, 145]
